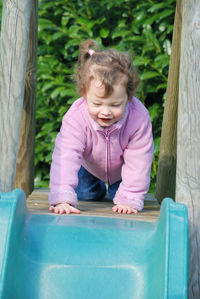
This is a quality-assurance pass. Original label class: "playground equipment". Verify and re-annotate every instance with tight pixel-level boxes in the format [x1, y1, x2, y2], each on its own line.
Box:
[0, 0, 199, 297]
[0, 189, 188, 299]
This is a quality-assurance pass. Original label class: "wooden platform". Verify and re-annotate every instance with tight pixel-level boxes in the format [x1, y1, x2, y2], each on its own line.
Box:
[27, 189, 160, 222]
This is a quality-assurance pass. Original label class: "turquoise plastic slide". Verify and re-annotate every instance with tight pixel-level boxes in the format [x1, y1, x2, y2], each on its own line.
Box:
[0, 189, 188, 299]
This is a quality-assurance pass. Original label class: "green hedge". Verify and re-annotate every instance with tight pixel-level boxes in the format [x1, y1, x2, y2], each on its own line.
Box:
[0, 0, 176, 192]
[36, 0, 176, 192]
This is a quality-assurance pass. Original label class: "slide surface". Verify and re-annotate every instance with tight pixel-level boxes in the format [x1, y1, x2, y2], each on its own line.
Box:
[0, 189, 188, 299]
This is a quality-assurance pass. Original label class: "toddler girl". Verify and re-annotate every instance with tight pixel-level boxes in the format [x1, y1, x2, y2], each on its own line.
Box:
[49, 40, 154, 215]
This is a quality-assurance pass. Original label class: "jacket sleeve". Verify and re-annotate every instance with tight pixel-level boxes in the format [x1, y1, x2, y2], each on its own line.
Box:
[113, 112, 154, 211]
[48, 111, 86, 207]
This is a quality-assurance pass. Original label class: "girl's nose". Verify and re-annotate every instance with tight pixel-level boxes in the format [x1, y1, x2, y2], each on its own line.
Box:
[101, 106, 111, 116]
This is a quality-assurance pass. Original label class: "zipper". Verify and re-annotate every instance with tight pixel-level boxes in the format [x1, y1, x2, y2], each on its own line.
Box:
[99, 128, 117, 184]
[105, 131, 110, 184]
[102, 128, 117, 184]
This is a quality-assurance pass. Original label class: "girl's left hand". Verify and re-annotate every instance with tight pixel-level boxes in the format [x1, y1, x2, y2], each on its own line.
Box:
[112, 204, 138, 214]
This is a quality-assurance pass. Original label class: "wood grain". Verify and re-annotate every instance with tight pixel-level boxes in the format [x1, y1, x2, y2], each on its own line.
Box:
[27, 189, 160, 222]
[155, 0, 182, 203]
[14, 0, 38, 197]
[0, 0, 31, 192]
[176, 0, 200, 297]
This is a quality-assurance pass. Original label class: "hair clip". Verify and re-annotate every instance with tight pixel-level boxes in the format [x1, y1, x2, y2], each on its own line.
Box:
[88, 49, 95, 56]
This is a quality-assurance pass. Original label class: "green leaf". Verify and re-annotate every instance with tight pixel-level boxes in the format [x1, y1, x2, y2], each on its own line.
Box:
[156, 83, 167, 91]
[100, 28, 109, 38]
[148, 3, 166, 13]
[159, 9, 174, 20]
[38, 18, 58, 31]
[42, 82, 55, 92]
[148, 103, 160, 122]
[140, 72, 160, 80]
[133, 56, 151, 67]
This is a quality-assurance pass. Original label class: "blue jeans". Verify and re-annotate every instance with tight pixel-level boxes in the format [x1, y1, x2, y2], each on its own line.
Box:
[75, 166, 121, 201]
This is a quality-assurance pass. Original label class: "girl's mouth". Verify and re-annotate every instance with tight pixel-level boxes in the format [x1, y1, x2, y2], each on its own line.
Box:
[99, 118, 112, 123]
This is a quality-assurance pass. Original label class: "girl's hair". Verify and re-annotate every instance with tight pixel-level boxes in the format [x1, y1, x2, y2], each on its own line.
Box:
[76, 39, 139, 98]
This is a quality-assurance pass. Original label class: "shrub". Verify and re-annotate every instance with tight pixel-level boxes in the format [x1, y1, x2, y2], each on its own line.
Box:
[0, 1, 177, 192]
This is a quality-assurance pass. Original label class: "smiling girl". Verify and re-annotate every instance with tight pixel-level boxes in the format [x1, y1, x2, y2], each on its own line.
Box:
[48, 40, 154, 215]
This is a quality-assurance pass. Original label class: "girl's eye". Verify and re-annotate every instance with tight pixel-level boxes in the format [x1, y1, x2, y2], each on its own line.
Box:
[112, 104, 121, 107]
[93, 103, 101, 106]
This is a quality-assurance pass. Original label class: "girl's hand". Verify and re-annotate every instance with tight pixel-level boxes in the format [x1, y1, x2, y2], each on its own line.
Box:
[112, 204, 138, 214]
[49, 203, 81, 214]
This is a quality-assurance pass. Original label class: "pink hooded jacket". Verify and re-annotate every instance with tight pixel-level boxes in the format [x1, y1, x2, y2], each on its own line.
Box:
[49, 96, 154, 211]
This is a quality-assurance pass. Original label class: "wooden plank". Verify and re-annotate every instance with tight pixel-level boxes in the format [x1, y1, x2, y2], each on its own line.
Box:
[155, 0, 182, 203]
[176, 0, 200, 297]
[27, 189, 160, 222]
[0, 0, 31, 192]
[14, 0, 38, 197]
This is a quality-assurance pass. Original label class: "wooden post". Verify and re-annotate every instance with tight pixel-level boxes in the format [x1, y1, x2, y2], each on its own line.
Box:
[176, 0, 200, 297]
[0, 0, 31, 192]
[14, 0, 38, 197]
[155, 0, 182, 203]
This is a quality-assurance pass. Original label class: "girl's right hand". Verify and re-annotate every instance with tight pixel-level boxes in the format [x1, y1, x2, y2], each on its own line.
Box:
[49, 203, 81, 214]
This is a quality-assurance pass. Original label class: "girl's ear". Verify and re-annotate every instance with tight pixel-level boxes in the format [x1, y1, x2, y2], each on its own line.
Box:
[83, 92, 87, 100]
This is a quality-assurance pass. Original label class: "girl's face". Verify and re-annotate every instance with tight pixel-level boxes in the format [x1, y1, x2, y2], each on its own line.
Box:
[85, 78, 128, 127]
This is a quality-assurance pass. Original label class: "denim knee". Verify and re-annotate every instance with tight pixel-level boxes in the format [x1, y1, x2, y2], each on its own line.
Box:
[75, 166, 107, 201]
